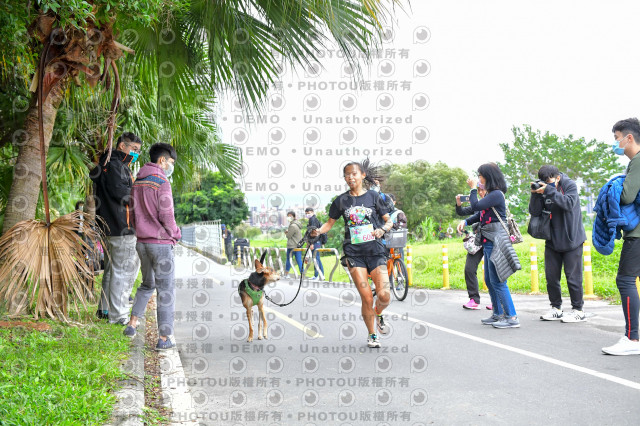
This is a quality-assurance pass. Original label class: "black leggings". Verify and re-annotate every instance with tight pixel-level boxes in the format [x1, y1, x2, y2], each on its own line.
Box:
[464, 249, 483, 303]
[617, 238, 640, 340]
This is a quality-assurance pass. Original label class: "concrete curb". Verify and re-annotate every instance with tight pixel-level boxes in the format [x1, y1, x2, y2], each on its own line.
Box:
[178, 242, 228, 265]
[159, 346, 198, 425]
[148, 296, 198, 425]
[104, 318, 146, 426]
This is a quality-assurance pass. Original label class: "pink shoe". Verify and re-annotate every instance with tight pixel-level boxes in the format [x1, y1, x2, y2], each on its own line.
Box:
[486, 305, 493, 310]
[463, 299, 481, 310]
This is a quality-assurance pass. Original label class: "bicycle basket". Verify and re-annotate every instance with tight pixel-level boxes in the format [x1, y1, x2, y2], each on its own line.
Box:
[384, 229, 407, 248]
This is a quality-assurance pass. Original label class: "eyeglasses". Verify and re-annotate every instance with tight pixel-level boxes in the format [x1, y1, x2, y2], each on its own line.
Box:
[125, 143, 141, 154]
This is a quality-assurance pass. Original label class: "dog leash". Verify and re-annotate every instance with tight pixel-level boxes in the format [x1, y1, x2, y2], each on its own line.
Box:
[264, 227, 318, 307]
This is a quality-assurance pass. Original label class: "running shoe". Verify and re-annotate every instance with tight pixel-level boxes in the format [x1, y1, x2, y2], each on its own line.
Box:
[540, 307, 563, 321]
[123, 325, 136, 338]
[156, 337, 176, 351]
[367, 333, 381, 348]
[602, 336, 640, 355]
[492, 316, 520, 329]
[561, 309, 586, 323]
[463, 299, 481, 310]
[481, 314, 504, 325]
[376, 314, 390, 334]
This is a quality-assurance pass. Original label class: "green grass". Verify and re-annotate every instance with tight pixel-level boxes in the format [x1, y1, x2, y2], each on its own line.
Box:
[0, 271, 143, 425]
[0, 321, 129, 425]
[410, 233, 620, 300]
[249, 233, 623, 302]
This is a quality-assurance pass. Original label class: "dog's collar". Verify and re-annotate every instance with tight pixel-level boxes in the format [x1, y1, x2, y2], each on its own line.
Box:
[246, 278, 263, 293]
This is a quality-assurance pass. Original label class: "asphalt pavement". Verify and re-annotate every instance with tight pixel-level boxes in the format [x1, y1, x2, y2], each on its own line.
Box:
[165, 245, 640, 425]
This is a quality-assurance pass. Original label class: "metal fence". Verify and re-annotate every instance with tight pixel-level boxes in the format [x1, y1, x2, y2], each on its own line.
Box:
[180, 220, 223, 257]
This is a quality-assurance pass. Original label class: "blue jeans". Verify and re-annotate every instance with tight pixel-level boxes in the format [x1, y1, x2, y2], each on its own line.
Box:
[483, 241, 517, 317]
[132, 243, 175, 337]
[312, 242, 324, 278]
[286, 248, 303, 273]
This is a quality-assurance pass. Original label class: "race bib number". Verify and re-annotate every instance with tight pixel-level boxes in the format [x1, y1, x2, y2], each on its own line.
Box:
[349, 224, 375, 244]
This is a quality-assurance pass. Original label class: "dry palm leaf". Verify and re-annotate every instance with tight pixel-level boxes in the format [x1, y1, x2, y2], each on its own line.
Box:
[0, 212, 105, 320]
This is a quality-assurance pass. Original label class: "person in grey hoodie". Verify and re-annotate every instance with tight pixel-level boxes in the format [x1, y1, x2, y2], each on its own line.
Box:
[123, 143, 181, 351]
[284, 211, 303, 277]
[529, 165, 587, 323]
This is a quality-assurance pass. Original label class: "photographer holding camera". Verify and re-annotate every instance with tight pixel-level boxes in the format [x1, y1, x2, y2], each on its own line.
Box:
[529, 165, 587, 323]
[456, 185, 490, 310]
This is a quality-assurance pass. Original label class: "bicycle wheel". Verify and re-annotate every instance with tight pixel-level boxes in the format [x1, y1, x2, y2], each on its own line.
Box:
[390, 258, 408, 301]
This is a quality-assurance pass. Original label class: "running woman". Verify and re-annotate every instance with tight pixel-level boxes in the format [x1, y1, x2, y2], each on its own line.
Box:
[311, 159, 394, 348]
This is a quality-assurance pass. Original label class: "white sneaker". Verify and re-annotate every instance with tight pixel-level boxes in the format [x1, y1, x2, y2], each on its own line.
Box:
[376, 314, 389, 335]
[602, 336, 640, 355]
[561, 309, 586, 323]
[367, 333, 381, 348]
[540, 307, 563, 321]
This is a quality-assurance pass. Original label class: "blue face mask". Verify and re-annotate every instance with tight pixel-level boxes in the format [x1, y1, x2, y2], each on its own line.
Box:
[548, 182, 556, 187]
[612, 137, 627, 156]
[129, 151, 139, 163]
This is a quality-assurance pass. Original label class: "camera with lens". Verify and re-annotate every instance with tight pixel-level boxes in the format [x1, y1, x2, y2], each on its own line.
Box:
[531, 180, 544, 190]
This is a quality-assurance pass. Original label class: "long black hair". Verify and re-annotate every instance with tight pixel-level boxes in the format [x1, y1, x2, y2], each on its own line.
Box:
[343, 157, 384, 189]
[477, 163, 507, 194]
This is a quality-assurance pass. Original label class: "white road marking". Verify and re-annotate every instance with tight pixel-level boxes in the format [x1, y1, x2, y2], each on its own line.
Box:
[320, 293, 640, 391]
[264, 306, 324, 339]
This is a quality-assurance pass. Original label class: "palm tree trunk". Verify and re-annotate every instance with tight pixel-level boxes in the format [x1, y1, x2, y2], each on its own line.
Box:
[1, 81, 66, 235]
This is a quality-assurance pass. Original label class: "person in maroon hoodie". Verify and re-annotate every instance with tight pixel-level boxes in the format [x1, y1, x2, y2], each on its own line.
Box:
[123, 143, 181, 350]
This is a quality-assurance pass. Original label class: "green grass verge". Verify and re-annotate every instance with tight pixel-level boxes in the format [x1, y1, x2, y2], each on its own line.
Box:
[0, 270, 143, 425]
[249, 233, 622, 302]
[0, 321, 129, 425]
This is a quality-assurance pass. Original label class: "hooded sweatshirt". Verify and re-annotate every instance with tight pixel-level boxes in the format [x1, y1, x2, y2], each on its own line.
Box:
[529, 172, 586, 252]
[131, 162, 181, 244]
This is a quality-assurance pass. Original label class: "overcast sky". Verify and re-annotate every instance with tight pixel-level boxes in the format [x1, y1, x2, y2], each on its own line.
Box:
[216, 0, 640, 211]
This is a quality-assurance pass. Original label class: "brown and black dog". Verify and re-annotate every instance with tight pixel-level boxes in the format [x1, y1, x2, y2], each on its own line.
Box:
[238, 253, 280, 342]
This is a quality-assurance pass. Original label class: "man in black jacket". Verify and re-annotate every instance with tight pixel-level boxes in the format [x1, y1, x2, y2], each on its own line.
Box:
[91, 132, 142, 324]
[529, 165, 587, 323]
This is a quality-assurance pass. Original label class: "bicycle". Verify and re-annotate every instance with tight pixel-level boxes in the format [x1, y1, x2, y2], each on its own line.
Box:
[387, 246, 408, 301]
[368, 229, 408, 301]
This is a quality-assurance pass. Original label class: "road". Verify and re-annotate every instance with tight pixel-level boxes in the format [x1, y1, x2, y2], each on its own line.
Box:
[165, 246, 640, 425]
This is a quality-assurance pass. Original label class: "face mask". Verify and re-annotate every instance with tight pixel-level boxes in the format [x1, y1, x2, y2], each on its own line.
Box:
[548, 182, 556, 187]
[612, 137, 627, 156]
[306, 213, 313, 219]
[370, 185, 380, 193]
[164, 161, 174, 178]
[287, 217, 293, 222]
[129, 151, 139, 163]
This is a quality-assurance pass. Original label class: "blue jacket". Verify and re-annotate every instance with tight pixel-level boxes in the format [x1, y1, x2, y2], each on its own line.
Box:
[593, 174, 640, 255]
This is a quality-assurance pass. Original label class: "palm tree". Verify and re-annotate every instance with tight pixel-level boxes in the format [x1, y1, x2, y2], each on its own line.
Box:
[2, 0, 397, 233]
[0, 0, 399, 318]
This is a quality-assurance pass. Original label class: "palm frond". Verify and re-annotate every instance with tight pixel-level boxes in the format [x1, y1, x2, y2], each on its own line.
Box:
[184, 0, 392, 111]
[0, 212, 103, 320]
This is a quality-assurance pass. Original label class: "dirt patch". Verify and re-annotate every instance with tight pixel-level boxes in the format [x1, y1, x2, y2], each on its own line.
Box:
[0, 320, 51, 331]
[144, 296, 172, 423]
